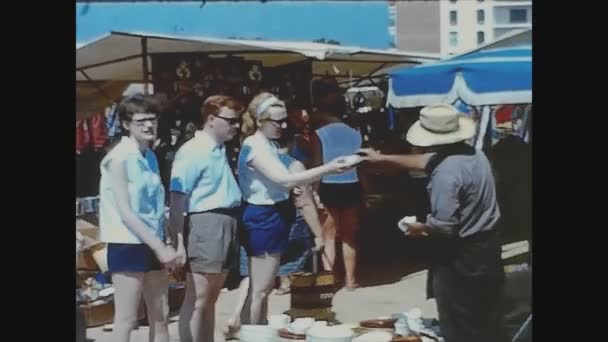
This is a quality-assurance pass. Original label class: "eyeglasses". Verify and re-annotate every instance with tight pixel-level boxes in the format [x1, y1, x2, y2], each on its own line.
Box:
[262, 118, 289, 128]
[214, 115, 241, 126]
[131, 115, 158, 126]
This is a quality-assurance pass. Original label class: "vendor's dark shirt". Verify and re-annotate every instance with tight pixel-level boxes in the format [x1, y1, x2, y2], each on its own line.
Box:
[426, 151, 500, 238]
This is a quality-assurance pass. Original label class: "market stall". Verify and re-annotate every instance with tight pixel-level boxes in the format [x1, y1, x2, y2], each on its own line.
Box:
[76, 31, 439, 119]
[75, 33, 440, 331]
[76, 31, 439, 196]
[386, 45, 532, 149]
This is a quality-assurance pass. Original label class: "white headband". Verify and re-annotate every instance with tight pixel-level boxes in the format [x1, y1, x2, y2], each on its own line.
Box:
[256, 96, 280, 117]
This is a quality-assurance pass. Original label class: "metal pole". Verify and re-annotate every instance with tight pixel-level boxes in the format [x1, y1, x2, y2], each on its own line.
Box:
[512, 314, 532, 342]
[141, 37, 150, 94]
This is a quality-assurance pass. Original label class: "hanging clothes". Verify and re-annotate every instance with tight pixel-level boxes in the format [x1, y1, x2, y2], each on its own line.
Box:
[105, 103, 121, 140]
[90, 113, 107, 150]
[495, 105, 514, 124]
[76, 119, 90, 154]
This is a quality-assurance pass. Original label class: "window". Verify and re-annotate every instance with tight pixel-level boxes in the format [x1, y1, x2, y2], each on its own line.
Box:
[449, 32, 458, 48]
[477, 9, 485, 24]
[477, 31, 485, 45]
[510, 9, 527, 23]
[450, 11, 458, 25]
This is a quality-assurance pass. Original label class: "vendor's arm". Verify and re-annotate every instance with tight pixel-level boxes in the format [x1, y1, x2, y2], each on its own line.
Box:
[358, 148, 433, 171]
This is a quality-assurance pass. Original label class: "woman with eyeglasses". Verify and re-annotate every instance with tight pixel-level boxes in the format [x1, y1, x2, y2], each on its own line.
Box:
[98, 94, 178, 342]
[237, 92, 359, 325]
[169, 95, 244, 342]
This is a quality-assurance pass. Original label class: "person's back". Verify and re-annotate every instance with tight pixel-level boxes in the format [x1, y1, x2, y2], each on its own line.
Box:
[315, 122, 362, 184]
[432, 151, 500, 238]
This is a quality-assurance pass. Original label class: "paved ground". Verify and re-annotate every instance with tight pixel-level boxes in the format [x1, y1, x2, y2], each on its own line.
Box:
[85, 243, 531, 342]
[86, 263, 439, 342]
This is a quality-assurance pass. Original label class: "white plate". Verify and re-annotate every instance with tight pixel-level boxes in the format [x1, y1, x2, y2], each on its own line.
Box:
[98, 287, 115, 297]
[342, 155, 363, 166]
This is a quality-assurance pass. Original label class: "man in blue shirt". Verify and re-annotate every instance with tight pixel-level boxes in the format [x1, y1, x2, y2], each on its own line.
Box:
[169, 95, 244, 342]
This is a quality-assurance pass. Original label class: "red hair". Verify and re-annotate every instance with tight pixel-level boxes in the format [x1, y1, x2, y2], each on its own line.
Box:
[198, 95, 244, 129]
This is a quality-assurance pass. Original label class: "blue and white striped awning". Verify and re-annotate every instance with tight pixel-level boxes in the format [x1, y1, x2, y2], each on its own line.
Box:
[387, 46, 531, 108]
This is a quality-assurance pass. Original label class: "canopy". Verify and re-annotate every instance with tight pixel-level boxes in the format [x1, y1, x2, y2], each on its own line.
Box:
[76, 31, 439, 117]
[386, 45, 531, 108]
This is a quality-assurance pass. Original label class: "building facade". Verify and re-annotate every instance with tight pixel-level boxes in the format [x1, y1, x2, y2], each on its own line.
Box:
[389, 0, 532, 56]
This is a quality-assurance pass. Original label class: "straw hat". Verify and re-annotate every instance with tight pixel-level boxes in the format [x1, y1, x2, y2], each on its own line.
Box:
[406, 104, 476, 147]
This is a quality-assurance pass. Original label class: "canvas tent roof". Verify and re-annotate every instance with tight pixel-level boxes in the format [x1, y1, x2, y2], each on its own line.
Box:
[76, 31, 439, 117]
[77, 31, 439, 81]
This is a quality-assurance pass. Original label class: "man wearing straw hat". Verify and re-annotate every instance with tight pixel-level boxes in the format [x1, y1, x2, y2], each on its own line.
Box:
[359, 104, 506, 342]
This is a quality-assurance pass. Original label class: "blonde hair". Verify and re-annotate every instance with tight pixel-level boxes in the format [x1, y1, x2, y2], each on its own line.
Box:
[241, 92, 286, 138]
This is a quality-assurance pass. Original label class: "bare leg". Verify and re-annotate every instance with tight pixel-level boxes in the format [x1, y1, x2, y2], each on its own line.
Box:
[178, 272, 228, 342]
[244, 254, 281, 324]
[227, 277, 251, 327]
[110, 272, 145, 342]
[340, 207, 360, 288]
[321, 207, 339, 271]
[224, 277, 250, 337]
[142, 270, 170, 342]
[275, 275, 290, 295]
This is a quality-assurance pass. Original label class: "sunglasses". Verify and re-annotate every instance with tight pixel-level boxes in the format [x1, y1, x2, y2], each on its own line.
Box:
[214, 115, 241, 126]
[262, 118, 289, 127]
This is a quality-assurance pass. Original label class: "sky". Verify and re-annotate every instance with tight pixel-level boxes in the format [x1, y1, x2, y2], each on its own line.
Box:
[76, 1, 392, 49]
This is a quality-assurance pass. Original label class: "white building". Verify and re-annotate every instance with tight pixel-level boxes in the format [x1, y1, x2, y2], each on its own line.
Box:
[390, 0, 532, 57]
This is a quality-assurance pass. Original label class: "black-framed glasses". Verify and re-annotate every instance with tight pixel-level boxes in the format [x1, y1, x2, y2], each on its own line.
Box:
[131, 114, 158, 126]
[214, 115, 241, 126]
[262, 118, 289, 127]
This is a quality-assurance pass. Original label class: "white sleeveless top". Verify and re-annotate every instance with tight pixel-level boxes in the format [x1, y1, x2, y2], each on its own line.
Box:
[315, 122, 362, 184]
[237, 131, 291, 205]
[98, 137, 165, 244]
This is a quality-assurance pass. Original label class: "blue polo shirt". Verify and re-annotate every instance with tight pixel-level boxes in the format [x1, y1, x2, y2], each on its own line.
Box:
[170, 130, 242, 213]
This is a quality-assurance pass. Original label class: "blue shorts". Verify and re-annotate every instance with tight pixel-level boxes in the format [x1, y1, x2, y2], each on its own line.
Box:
[240, 201, 295, 257]
[107, 243, 163, 273]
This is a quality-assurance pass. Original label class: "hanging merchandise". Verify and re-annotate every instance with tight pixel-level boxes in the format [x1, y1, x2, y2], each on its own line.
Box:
[105, 103, 121, 140]
[475, 106, 491, 150]
[513, 105, 530, 139]
[90, 113, 108, 150]
[495, 105, 514, 125]
[387, 106, 396, 131]
[76, 119, 91, 154]
[176, 60, 191, 79]
[248, 64, 263, 81]
[452, 98, 471, 116]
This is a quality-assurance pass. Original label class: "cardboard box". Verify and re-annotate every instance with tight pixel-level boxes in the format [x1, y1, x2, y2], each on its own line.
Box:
[76, 218, 99, 240]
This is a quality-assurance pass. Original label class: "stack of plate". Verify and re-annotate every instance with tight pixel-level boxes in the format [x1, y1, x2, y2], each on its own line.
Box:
[237, 325, 280, 342]
[306, 326, 354, 342]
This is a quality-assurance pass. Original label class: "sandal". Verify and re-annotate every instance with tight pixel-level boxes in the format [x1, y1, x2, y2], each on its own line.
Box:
[344, 283, 360, 291]
[223, 320, 240, 340]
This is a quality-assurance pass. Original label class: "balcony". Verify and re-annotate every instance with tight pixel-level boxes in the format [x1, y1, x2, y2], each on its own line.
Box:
[493, 23, 531, 29]
[493, 1, 533, 8]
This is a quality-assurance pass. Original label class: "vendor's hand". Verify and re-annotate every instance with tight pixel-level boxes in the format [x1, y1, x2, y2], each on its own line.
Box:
[313, 237, 325, 252]
[357, 148, 383, 163]
[405, 222, 429, 237]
